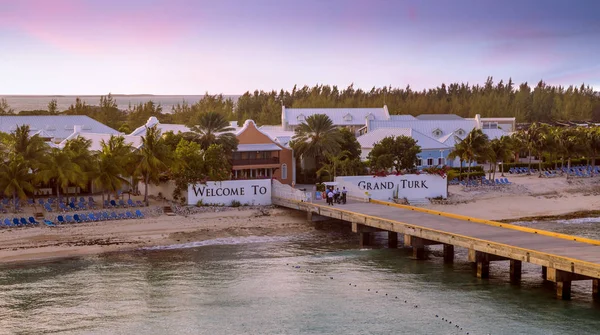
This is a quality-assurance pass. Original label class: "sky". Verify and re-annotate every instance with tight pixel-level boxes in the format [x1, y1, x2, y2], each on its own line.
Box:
[0, 0, 599, 95]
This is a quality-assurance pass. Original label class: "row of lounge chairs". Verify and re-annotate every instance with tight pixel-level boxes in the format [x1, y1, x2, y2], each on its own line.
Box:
[56, 210, 145, 223]
[448, 177, 512, 186]
[43, 198, 145, 212]
[104, 199, 145, 208]
[0, 210, 145, 228]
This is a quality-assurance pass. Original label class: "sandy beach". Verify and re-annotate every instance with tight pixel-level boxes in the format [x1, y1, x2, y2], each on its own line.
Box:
[427, 173, 600, 221]
[2, 174, 600, 265]
[0, 207, 311, 265]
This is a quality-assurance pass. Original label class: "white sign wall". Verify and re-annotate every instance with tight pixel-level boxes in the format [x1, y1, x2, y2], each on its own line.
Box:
[188, 179, 272, 206]
[334, 174, 447, 200]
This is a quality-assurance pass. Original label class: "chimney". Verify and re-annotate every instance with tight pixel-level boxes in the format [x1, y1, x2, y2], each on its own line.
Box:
[230, 121, 238, 127]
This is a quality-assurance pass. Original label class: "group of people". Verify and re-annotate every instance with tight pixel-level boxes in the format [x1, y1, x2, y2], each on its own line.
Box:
[325, 186, 347, 206]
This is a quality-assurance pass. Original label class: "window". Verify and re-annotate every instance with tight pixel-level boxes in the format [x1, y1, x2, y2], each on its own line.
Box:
[365, 113, 375, 120]
[483, 122, 498, 129]
[438, 157, 445, 165]
[427, 158, 434, 166]
[432, 128, 443, 137]
[456, 129, 465, 136]
[343, 113, 353, 121]
[281, 164, 288, 180]
[417, 159, 423, 166]
[296, 114, 305, 121]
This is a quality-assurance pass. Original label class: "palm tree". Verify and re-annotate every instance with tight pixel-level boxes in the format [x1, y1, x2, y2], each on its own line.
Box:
[3, 124, 48, 169]
[527, 123, 549, 177]
[448, 142, 467, 177]
[189, 111, 238, 153]
[316, 150, 350, 182]
[91, 136, 133, 205]
[291, 114, 342, 168]
[0, 159, 35, 213]
[586, 127, 600, 175]
[487, 136, 514, 179]
[135, 125, 171, 205]
[64, 137, 94, 195]
[454, 129, 489, 183]
[37, 148, 85, 210]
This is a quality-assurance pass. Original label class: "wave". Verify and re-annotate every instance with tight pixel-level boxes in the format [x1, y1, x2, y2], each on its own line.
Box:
[141, 235, 294, 251]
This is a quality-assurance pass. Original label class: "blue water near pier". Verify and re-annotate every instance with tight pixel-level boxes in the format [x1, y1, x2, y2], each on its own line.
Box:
[1, 224, 599, 335]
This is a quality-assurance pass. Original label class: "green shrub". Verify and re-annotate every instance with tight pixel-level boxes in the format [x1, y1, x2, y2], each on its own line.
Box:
[230, 200, 241, 207]
[196, 199, 203, 207]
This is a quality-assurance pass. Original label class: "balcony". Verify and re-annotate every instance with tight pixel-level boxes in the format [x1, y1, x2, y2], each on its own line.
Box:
[231, 157, 280, 166]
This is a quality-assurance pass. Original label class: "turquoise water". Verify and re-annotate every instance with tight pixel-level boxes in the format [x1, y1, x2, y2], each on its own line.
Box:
[1, 225, 599, 335]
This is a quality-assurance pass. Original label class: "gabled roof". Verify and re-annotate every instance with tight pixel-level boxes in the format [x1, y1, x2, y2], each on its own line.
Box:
[390, 115, 417, 120]
[257, 125, 295, 148]
[368, 119, 479, 137]
[415, 114, 464, 120]
[60, 132, 143, 151]
[0, 115, 119, 139]
[283, 107, 390, 126]
[357, 128, 450, 150]
[130, 117, 241, 137]
[482, 128, 509, 140]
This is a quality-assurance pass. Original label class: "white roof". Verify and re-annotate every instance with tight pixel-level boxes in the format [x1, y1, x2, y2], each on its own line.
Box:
[236, 143, 282, 152]
[284, 107, 390, 126]
[0, 115, 119, 139]
[64, 133, 143, 151]
[390, 115, 417, 120]
[258, 125, 295, 148]
[368, 119, 478, 139]
[131, 116, 242, 137]
[482, 128, 509, 140]
[357, 128, 450, 150]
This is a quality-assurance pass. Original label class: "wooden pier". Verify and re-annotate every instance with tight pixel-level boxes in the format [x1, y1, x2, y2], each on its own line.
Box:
[273, 197, 600, 301]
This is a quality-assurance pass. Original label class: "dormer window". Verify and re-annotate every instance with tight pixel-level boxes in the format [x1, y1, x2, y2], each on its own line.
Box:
[45, 125, 56, 131]
[296, 114, 305, 121]
[343, 113, 353, 121]
[456, 128, 465, 136]
[432, 128, 443, 137]
[365, 113, 375, 121]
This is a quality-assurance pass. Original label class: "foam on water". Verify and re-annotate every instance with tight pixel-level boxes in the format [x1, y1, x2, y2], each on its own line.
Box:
[142, 235, 293, 251]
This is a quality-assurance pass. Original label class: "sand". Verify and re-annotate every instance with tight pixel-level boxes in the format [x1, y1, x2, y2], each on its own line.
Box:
[2, 174, 600, 265]
[426, 173, 600, 221]
[0, 207, 311, 265]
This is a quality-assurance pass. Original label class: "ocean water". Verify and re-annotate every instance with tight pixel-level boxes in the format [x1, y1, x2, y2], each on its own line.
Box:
[1, 223, 600, 335]
[0, 95, 240, 113]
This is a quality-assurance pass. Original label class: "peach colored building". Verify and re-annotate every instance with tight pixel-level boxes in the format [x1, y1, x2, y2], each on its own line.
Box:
[233, 120, 295, 185]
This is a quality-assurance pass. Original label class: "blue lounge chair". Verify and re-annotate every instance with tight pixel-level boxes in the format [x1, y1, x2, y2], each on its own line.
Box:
[110, 200, 118, 207]
[20, 218, 30, 226]
[118, 213, 126, 219]
[65, 215, 75, 223]
[136, 200, 144, 207]
[78, 201, 87, 210]
[110, 212, 119, 220]
[12, 218, 21, 227]
[135, 210, 144, 218]
[127, 199, 135, 207]
[57, 215, 66, 224]
[69, 202, 78, 210]
[44, 204, 53, 212]
[125, 211, 134, 219]
[502, 178, 512, 184]
[79, 197, 85, 203]
[3, 218, 11, 227]
[88, 213, 98, 221]
[28, 217, 40, 225]
[88, 197, 95, 204]
[59, 203, 69, 212]
[118, 200, 127, 208]
[44, 220, 56, 227]
[101, 212, 110, 220]
[38, 199, 45, 205]
[73, 214, 82, 223]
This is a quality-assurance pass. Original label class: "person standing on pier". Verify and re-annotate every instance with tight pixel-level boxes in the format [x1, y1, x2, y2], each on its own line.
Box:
[327, 189, 334, 206]
[341, 187, 347, 204]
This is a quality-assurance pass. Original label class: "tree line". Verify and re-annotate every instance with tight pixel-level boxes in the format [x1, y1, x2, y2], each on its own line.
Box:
[2, 77, 599, 131]
[448, 124, 600, 182]
[0, 112, 236, 211]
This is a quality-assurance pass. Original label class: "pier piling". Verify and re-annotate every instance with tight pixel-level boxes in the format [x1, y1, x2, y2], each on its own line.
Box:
[443, 244, 454, 263]
[388, 232, 398, 248]
[510, 260, 522, 284]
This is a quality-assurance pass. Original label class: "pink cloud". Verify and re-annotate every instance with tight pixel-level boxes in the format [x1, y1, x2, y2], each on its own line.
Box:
[0, 0, 195, 53]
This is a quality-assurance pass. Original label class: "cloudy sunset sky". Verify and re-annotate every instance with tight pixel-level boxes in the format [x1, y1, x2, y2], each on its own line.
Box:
[0, 0, 598, 94]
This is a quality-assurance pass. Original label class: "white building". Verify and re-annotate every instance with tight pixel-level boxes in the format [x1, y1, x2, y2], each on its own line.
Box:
[281, 106, 391, 134]
[0, 115, 120, 143]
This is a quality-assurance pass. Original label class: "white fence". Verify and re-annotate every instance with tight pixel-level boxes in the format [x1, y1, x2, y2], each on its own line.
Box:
[272, 180, 310, 202]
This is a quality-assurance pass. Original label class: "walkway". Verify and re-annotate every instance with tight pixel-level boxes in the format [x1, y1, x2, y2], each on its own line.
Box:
[273, 196, 600, 301]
